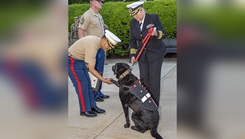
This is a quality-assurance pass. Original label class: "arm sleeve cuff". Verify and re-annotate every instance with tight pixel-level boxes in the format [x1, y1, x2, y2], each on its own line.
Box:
[129, 48, 136, 59]
[130, 48, 137, 55]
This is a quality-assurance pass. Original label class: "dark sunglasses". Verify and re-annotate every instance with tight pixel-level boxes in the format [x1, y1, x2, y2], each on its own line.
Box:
[95, 0, 105, 3]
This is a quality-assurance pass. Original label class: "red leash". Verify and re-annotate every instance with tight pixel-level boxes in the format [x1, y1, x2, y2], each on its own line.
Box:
[132, 28, 154, 65]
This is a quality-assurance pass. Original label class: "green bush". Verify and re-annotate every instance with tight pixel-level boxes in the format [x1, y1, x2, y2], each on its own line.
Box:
[69, 1, 176, 57]
[69, 0, 136, 4]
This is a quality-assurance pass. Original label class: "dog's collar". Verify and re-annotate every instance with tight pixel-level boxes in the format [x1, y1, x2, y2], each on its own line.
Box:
[119, 69, 130, 79]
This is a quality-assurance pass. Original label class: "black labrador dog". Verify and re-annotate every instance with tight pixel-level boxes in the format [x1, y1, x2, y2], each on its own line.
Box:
[112, 62, 163, 139]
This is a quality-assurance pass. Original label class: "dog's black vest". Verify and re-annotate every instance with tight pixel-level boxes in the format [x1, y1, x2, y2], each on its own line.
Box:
[129, 80, 158, 111]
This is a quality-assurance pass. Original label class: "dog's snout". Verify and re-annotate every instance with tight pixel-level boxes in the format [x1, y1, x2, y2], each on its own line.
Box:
[112, 65, 115, 71]
[112, 65, 116, 74]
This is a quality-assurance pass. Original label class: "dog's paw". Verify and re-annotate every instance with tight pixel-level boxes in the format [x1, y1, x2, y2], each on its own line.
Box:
[124, 123, 130, 128]
[131, 126, 139, 131]
[131, 126, 146, 133]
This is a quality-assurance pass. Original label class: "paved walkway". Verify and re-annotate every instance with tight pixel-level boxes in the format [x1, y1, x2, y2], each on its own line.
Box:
[68, 58, 176, 139]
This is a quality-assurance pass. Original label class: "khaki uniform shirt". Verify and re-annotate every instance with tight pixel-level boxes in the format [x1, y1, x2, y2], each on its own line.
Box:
[68, 36, 101, 64]
[78, 8, 105, 37]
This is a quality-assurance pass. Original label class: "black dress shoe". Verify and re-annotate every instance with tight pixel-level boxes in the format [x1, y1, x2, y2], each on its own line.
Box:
[91, 106, 105, 114]
[95, 96, 104, 102]
[101, 95, 110, 99]
[80, 111, 97, 117]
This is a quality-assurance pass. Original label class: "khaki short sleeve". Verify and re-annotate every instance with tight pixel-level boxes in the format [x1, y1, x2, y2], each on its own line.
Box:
[78, 14, 90, 30]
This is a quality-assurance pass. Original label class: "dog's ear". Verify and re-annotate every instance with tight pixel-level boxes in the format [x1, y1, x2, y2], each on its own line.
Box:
[112, 64, 121, 79]
[113, 63, 123, 79]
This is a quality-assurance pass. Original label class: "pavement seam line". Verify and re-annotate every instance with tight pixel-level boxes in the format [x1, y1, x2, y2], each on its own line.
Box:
[93, 112, 124, 139]
[161, 65, 176, 79]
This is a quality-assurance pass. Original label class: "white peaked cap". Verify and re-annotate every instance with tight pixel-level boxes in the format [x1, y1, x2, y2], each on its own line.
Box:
[126, 1, 144, 9]
[105, 30, 121, 46]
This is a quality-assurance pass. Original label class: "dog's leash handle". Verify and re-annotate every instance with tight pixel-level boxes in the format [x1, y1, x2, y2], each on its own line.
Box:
[133, 28, 154, 64]
[131, 63, 135, 67]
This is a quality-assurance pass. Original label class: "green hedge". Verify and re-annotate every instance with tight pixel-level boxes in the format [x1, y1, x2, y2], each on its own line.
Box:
[69, 0, 136, 4]
[69, 1, 176, 57]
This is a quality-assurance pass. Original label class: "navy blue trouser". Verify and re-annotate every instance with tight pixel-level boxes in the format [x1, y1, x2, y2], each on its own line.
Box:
[68, 56, 96, 112]
[0, 59, 66, 111]
[94, 48, 105, 98]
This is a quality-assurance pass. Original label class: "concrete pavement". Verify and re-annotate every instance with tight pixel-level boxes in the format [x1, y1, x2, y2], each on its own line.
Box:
[68, 58, 176, 139]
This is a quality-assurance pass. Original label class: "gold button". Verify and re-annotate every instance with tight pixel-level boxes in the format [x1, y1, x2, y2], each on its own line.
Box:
[140, 34, 142, 36]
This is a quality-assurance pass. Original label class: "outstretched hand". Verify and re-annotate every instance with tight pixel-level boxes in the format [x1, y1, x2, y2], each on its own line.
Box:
[104, 78, 112, 84]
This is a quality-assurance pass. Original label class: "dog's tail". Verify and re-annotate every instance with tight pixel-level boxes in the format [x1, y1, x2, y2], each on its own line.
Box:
[150, 128, 163, 139]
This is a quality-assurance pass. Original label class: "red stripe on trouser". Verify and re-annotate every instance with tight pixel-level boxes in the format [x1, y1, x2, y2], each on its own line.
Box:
[4, 59, 39, 109]
[69, 57, 86, 112]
